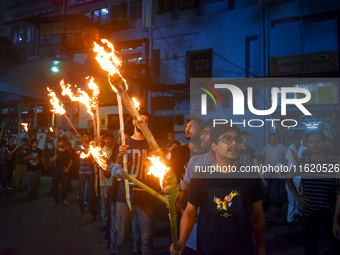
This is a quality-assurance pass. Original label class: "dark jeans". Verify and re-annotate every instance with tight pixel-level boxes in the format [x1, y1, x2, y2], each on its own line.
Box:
[115, 202, 154, 255]
[79, 173, 96, 215]
[303, 215, 340, 255]
[265, 178, 280, 204]
[52, 173, 69, 203]
[1, 163, 15, 187]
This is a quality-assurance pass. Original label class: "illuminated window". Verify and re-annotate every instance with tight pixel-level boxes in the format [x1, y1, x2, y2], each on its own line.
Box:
[18, 27, 25, 43]
[26, 25, 34, 42]
[12, 29, 18, 44]
[93, 8, 109, 25]
[101, 8, 109, 24]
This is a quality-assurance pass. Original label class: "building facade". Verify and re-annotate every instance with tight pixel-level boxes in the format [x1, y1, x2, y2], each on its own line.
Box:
[0, 0, 339, 151]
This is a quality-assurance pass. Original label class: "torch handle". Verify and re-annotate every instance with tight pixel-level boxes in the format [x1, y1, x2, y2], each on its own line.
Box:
[123, 173, 169, 205]
[169, 201, 179, 251]
[64, 115, 82, 140]
[117, 95, 132, 210]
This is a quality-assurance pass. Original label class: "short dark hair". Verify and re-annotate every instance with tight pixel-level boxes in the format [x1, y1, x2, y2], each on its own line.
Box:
[171, 140, 181, 147]
[240, 131, 249, 137]
[21, 138, 28, 143]
[103, 132, 114, 139]
[58, 136, 68, 143]
[139, 108, 150, 119]
[82, 132, 91, 138]
[31, 138, 38, 144]
[190, 118, 205, 130]
[269, 133, 276, 138]
[305, 131, 326, 141]
[211, 124, 241, 145]
[205, 119, 214, 129]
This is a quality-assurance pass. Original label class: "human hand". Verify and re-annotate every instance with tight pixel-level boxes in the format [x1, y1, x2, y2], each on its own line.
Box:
[333, 220, 340, 240]
[169, 242, 184, 255]
[295, 194, 309, 208]
[118, 145, 129, 157]
[108, 163, 125, 178]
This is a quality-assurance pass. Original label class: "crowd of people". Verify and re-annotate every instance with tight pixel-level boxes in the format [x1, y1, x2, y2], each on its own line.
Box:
[1, 113, 340, 255]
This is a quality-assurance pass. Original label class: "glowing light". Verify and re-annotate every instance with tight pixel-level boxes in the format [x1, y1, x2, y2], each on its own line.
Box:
[60, 79, 96, 117]
[47, 87, 66, 115]
[49, 127, 54, 132]
[80, 143, 108, 170]
[93, 39, 128, 94]
[132, 97, 140, 111]
[21, 123, 28, 132]
[51, 66, 59, 73]
[147, 156, 168, 188]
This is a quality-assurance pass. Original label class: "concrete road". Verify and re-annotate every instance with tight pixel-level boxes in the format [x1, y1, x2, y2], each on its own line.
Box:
[0, 177, 335, 255]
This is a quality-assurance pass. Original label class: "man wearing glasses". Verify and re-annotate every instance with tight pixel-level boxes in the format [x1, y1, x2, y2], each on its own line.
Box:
[170, 124, 265, 255]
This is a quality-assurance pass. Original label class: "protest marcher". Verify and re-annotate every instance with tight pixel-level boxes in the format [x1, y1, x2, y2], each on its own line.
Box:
[170, 124, 265, 255]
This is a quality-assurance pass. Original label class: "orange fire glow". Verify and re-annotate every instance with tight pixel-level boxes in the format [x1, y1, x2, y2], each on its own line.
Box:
[93, 39, 128, 94]
[80, 144, 108, 170]
[21, 123, 28, 132]
[147, 156, 168, 188]
[47, 87, 66, 115]
[59, 79, 96, 117]
[132, 97, 140, 111]
[49, 127, 54, 132]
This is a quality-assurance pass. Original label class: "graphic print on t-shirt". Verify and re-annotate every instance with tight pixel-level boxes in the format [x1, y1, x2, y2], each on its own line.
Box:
[29, 151, 40, 166]
[214, 190, 240, 212]
[128, 148, 149, 180]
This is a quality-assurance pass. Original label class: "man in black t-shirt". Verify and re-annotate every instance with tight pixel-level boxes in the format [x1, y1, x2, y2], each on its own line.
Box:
[26, 139, 47, 199]
[169, 118, 205, 189]
[50, 136, 73, 206]
[14, 138, 29, 190]
[170, 125, 265, 255]
[115, 110, 160, 255]
[2, 136, 16, 189]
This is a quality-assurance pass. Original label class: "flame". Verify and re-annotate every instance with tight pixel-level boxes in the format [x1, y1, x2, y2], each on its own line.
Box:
[147, 156, 168, 188]
[21, 123, 28, 132]
[49, 127, 54, 132]
[93, 39, 128, 94]
[87, 76, 100, 100]
[132, 97, 140, 111]
[80, 144, 108, 170]
[47, 87, 66, 115]
[60, 79, 96, 117]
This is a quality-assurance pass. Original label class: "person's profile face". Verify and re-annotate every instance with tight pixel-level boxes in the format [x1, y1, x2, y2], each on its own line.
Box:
[200, 127, 212, 148]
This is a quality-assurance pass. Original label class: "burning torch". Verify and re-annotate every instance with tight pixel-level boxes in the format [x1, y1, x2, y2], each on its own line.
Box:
[94, 39, 179, 250]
